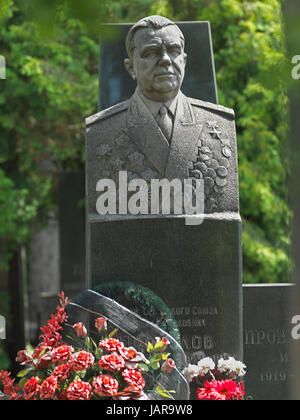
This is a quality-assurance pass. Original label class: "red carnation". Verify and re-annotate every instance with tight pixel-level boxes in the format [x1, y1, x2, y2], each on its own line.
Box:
[36, 350, 53, 369]
[118, 346, 149, 369]
[93, 375, 119, 397]
[122, 369, 145, 391]
[16, 350, 32, 365]
[99, 353, 125, 372]
[40, 376, 59, 400]
[52, 344, 74, 364]
[71, 351, 95, 372]
[57, 390, 69, 400]
[98, 338, 124, 352]
[197, 380, 245, 401]
[67, 380, 92, 400]
[23, 377, 40, 400]
[51, 363, 72, 382]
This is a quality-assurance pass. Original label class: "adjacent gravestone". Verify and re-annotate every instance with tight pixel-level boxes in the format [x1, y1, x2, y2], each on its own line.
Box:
[86, 18, 242, 364]
[243, 284, 294, 400]
[29, 214, 60, 341]
[58, 171, 86, 298]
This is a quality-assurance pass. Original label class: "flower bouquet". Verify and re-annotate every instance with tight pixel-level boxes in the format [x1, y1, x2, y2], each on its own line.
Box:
[0, 291, 189, 400]
[183, 356, 246, 400]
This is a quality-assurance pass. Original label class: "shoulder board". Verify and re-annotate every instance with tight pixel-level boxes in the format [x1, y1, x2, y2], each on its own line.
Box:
[188, 97, 235, 119]
[86, 100, 129, 127]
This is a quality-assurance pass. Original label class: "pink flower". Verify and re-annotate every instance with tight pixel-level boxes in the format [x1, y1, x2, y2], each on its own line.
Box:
[99, 353, 125, 372]
[98, 338, 124, 352]
[73, 322, 87, 338]
[23, 377, 40, 400]
[161, 358, 176, 374]
[70, 351, 95, 372]
[93, 375, 119, 397]
[95, 317, 107, 333]
[122, 369, 145, 391]
[155, 337, 170, 352]
[40, 376, 59, 400]
[52, 345, 74, 364]
[67, 380, 92, 400]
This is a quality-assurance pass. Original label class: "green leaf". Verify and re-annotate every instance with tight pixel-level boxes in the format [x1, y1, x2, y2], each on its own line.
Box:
[95, 347, 104, 360]
[161, 352, 171, 361]
[154, 341, 164, 351]
[91, 338, 98, 351]
[16, 369, 30, 378]
[85, 337, 91, 351]
[108, 328, 118, 338]
[138, 363, 149, 372]
[147, 342, 154, 353]
[150, 360, 160, 371]
[66, 333, 77, 342]
[78, 369, 87, 379]
[155, 386, 175, 399]
[151, 353, 163, 363]
[18, 377, 28, 391]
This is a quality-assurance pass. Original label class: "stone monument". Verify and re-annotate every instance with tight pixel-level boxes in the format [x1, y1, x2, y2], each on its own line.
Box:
[86, 16, 242, 363]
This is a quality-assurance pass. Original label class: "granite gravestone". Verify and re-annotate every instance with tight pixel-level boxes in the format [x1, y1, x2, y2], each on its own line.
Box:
[58, 172, 86, 298]
[86, 16, 242, 363]
[243, 284, 295, 400]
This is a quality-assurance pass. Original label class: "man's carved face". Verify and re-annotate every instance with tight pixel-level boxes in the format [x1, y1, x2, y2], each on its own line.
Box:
[126, 25, 187, 102]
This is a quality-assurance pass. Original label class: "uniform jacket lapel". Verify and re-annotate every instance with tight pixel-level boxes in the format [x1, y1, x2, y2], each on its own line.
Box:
[165, 91, 204, 181]
[126, 90, 170, 177]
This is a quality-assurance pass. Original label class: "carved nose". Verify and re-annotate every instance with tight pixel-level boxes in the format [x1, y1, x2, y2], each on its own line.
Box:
[159, 51, 172, 65]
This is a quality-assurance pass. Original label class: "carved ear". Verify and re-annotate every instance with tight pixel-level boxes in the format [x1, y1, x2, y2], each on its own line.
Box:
[124, 58, 136, 80]
[183, 53, 187, 67]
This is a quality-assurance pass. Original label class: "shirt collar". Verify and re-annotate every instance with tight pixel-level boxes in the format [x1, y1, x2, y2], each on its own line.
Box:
[137, 90, 178, 119]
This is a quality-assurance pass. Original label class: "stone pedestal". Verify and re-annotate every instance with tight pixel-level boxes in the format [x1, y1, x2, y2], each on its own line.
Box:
[88, 213, 242, 363]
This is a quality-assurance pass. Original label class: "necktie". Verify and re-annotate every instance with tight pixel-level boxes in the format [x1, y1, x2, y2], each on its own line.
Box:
[156, 105, 173, 143]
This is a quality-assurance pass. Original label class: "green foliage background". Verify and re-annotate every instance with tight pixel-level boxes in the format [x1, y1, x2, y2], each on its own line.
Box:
[0, 0, 292, 284]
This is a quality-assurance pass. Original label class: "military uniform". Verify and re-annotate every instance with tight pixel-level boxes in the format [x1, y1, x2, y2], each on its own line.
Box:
[86, 89, 239, 215]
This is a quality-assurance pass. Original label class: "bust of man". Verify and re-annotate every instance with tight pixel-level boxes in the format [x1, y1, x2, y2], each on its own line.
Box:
[86, 15, 239, 215]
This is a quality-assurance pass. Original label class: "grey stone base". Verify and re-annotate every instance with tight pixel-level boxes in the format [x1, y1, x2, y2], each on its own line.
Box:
[87, 213, 242, 363]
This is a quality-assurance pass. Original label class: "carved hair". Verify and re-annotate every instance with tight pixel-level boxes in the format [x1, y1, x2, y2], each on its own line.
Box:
[126, 15, 185, 59]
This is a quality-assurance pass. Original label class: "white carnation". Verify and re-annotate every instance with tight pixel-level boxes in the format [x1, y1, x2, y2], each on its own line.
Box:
[182, 364, 200, 382]
[217, 357, 246, 377]
[197, 357, 215, 376]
